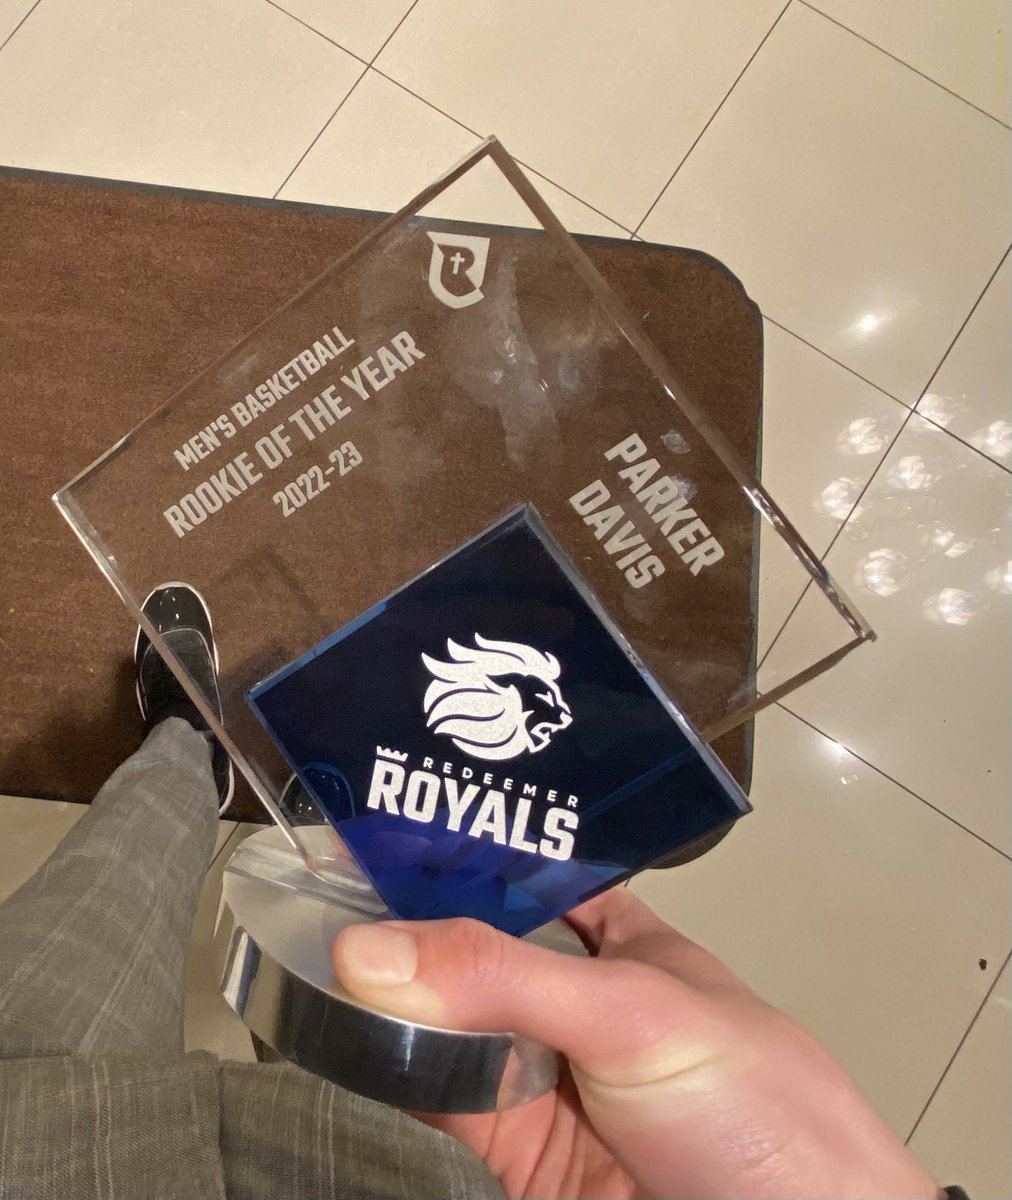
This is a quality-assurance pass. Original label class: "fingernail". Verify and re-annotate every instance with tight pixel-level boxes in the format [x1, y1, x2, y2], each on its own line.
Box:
[340, 924, 418, 985]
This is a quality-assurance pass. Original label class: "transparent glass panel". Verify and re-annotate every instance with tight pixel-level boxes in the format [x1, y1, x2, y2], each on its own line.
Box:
[55, 139, 871, 903]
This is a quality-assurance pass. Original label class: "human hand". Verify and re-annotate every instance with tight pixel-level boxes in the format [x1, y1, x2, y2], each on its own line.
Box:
[332, 887, 938, 1199]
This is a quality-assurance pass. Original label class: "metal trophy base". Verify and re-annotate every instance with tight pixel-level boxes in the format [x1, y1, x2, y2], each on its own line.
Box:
[213, 825, 587, 1114]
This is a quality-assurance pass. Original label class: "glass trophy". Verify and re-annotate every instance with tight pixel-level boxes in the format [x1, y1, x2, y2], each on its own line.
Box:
[54, 138, 872, 938]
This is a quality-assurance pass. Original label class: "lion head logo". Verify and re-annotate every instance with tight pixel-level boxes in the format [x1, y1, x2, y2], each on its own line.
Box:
[421, 634, 572, 762]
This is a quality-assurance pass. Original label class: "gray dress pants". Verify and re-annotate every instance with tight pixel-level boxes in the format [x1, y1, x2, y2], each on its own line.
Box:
[0, 718, 502, 1200]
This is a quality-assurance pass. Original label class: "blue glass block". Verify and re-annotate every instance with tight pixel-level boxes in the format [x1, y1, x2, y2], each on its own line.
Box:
[247, 506, 750, 936]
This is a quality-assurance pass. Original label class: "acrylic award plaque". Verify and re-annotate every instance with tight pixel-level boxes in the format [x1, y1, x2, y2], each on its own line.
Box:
[55, 139, 872, 938]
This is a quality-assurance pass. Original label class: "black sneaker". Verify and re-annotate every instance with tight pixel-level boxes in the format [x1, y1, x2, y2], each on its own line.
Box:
[134, 582, 234, 812]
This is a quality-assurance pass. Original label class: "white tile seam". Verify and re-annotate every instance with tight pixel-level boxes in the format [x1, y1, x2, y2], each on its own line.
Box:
[776, 702, 1012, 862]
[816, 243, 1012, 563]
[763, 316, 908, 406]
[259, 0, 421, 67]
[765, 310, 1012, 481]
[0, 0, 42, 55]
[914, 411, 1012, 478]
[763, 306, 1010, 482]
[271, 63, 370, 199]
[210, 823, 242, 867]
[265, 0, 422, 199]
[904, 948, 1012, 1146]
[632, 0, 794, 236]
[254, 0, 652, 234]
[912, 243, 1012, 477]
[760, 243, 1012, 669]
[365, 65, 637, 235]
[364, 0, 421, 66]
[260, 0, 370, 64]
[800, 0, 1012, 131]
[257, 0, 635, 232]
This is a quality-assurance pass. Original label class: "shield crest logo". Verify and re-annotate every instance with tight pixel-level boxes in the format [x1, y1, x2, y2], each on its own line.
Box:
[426, 232, 490, 309]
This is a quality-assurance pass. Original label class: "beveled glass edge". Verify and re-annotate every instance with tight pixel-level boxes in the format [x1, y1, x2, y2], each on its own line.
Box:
[700, 636, 865, 742]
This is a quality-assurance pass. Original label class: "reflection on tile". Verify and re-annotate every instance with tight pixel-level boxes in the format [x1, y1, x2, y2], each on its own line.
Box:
[917, 255, 1011, 470]
[909, 960, 1012, 1200]
[0, 795, 86, 902]
[631, 705, 1011, 1135]
[211, 820, 236, 858]
[757, 322, 905, 654]
[640, 4, 1012, 404]
[0, 0, 35, 46]
[375, 0, 786, 227]
[763, 415, 1012, 852]
[281, 71, 628, 235]
[183, 822, 256, 1061]
[273, 0, 412, 60]
[0, 0, 362, 196]
[811, 0, 1012, 123]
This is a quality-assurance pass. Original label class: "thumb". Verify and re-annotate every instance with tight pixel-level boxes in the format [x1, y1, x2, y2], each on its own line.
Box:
[332, 917, 722, 1089]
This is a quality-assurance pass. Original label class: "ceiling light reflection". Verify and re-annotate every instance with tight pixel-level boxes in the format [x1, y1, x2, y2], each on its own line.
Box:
[888, 454, 933, 490]
[838, 416, 892, 456]
[926, 527, 974, 558]
[923, 588, 979, 626]
[856, 548, 908, 597]
[919, 392, 962, 429]
[984, 561, 1012, 594]
[969, 420, 1011, 459]
[817, 478, 863, 520]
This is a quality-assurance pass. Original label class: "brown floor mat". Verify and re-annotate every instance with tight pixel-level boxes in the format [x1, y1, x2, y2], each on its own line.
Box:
[0, 168, 762, 821]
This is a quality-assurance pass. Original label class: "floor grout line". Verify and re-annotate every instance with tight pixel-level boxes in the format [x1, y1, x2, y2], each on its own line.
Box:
[909, 242, 1011, 396]
[818, 244, 1012, 560]
[268, 0, 420, 200]
[913, 406, 1012, 477]
[367, 0, 421, 64]
[776, 702, 1012, 861]
[904, 948, 1012, 1145]
[261, 0, 368, 64]
[371, 65, 485, 136]
[763, 316, 908, 407]
[271, 64, 370, 199]
[632, 0, 793, 236]
[759, 243, 1012, 667]
[0, 0, 43, 55]
[261, 0, 633, 232]
[210, 822, 243, 866]
[911, 242, 1012, 475]
[368, 66, 636, 234]
[801, 0, 1012, 131]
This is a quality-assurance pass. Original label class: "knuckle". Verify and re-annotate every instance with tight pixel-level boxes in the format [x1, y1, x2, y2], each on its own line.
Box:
[444, 917, 511, 989]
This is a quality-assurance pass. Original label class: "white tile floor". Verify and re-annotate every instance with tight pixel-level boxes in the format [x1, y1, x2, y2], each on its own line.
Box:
[0, 1, 1008, 1193]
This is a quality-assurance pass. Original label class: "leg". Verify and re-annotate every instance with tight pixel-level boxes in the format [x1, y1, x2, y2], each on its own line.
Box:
[219, 1062, 505, 1200]
[0, 717, 218, 1059]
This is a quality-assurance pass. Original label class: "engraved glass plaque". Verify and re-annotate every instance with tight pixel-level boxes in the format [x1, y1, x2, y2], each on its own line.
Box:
[54, 139, 871, 933]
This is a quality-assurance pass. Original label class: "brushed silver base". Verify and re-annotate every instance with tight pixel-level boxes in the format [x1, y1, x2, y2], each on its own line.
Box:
[213, 825, 587, 1113]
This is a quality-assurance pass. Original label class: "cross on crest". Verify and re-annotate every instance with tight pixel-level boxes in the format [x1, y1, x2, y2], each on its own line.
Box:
[426, 232, 491, 309]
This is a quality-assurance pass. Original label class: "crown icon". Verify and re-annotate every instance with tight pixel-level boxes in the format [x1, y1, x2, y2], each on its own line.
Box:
[376, 746, 409, 763]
